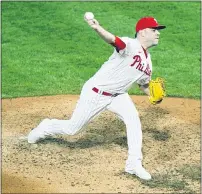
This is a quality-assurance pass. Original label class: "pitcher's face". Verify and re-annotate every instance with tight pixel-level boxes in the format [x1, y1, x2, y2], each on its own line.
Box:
[144, 28, 160, 47]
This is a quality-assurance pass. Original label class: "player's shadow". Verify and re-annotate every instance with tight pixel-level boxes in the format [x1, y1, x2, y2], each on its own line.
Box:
[38, 118, 126, 149]
[40, 136, 104, 149]
[140, 106, 171, 142]
[39, 106, 170, 149]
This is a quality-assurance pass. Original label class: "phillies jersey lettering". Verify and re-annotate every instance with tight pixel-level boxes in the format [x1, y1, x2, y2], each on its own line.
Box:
[131, 55, 141, 67]
[131, 55, 151, 76]
[144, 64, 151, 76]
[88, 37, 152, 93]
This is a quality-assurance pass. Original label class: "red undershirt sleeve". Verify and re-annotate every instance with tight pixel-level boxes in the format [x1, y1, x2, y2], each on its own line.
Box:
[110, 36, 126, 53]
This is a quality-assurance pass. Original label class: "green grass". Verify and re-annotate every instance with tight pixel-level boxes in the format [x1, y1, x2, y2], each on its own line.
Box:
[138, 165, 201, 193]
[2, 2, 201, 99]
[177, 164, 201, 182]
[124, 170, 196, 193]
[140, 174, 192, 193]
[146, 128, 171, 141]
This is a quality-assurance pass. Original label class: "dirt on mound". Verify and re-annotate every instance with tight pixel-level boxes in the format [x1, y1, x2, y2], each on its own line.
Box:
[2, 95, 200, 193]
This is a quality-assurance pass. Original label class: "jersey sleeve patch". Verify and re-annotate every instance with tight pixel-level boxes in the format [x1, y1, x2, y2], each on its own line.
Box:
[111, 36, 126, 53]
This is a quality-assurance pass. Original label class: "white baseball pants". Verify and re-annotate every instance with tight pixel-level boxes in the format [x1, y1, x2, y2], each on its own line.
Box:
[29, 81, 143, 167]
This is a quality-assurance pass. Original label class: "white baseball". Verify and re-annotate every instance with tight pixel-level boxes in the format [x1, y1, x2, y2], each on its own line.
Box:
[85, 12, 94, 20]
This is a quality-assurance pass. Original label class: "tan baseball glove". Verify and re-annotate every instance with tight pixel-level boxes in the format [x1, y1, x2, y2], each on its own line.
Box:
[149, 77, 166, 105]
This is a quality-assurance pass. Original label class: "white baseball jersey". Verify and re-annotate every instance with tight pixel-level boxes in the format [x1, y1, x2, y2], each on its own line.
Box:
[88, 37, 152, 94]
[28, 36, 154, 172]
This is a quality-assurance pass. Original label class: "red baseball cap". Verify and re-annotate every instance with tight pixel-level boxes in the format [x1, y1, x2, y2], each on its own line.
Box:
[135, 17, 166, 32]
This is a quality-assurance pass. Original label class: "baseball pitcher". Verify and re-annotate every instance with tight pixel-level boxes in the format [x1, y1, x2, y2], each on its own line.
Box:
[27, 13, 166, 180]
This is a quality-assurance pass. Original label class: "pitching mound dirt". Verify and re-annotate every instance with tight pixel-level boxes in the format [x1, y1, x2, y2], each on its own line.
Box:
[2, 95, 200, 193]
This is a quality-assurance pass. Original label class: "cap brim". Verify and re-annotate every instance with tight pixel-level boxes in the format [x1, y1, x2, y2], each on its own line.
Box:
[152, 25, 166, 30]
